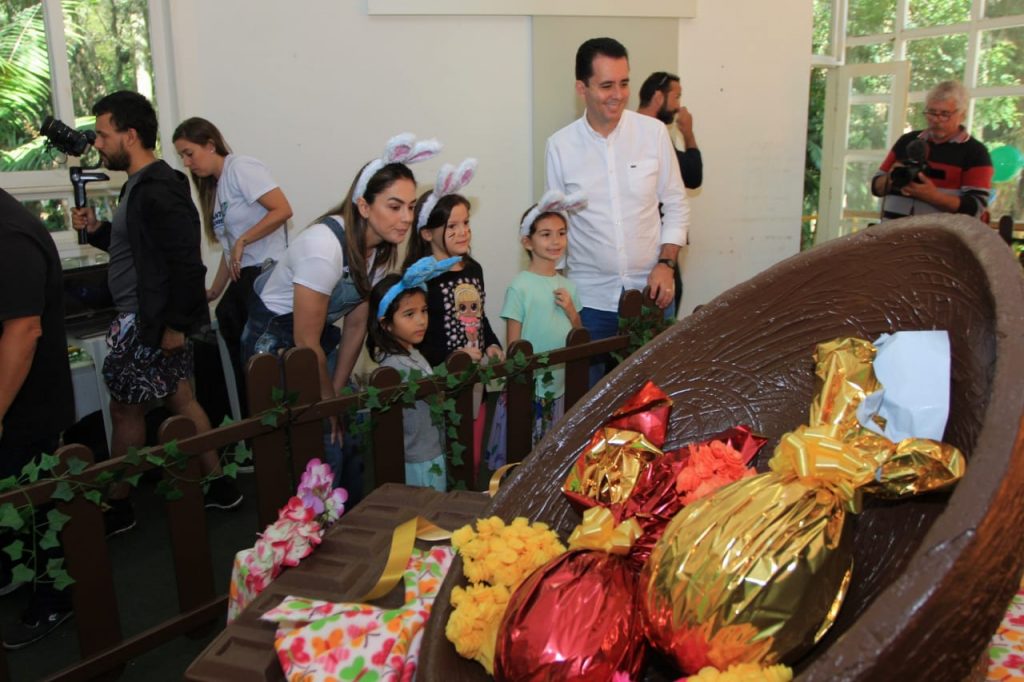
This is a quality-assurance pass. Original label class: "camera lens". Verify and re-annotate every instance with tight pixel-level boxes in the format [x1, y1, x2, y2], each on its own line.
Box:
[40, 116, 93, 156]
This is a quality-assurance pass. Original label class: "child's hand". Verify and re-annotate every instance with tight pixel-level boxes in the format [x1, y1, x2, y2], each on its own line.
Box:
[460, 345, 483, 362]
[553, 288, 574, 313]
[485, 344, 505, 364]
[554, 288, 582, 328]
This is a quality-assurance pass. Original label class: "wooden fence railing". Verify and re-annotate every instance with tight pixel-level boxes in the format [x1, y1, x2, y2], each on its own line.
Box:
[0, 290, 658, 681]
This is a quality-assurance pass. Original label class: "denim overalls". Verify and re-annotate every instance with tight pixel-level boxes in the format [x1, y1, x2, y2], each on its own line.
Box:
[241, 217, 361, 362]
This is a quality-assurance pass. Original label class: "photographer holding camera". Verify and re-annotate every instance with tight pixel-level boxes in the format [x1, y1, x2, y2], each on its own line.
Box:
[871, 80, 993, 222]
[70, 91, 242, 533]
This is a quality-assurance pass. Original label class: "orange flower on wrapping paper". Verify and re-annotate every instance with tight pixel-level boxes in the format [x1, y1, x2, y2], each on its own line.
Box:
[686, 662, 793, 681]
[676, 440, 756, 505]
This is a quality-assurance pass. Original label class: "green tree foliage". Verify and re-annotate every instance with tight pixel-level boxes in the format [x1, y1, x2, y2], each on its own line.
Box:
[0, 0, 151, 172]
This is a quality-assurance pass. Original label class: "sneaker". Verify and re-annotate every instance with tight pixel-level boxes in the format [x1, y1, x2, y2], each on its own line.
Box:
[104, 499, 137, 538]
[204, 476, 243, 510]
[2, 601, 73, 650]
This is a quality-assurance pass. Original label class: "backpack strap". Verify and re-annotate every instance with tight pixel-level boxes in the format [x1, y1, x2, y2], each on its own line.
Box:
[321, 216, 348, 270]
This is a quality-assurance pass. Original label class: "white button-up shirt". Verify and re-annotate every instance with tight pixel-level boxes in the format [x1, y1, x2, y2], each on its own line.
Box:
[545, 109, 688, 312]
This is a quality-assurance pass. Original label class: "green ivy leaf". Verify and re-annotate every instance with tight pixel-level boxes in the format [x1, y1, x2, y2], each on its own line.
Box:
[66, 457, 89, 475]
[0, 501, 24, 528]
[3, 539, 24, 561]
[260, 411, 281, 427]
[51, 481, 74, 502]
[46, 508, 71, 532]
[365, 386, 382, 410]
[124, 447, 143, 466]
[232, 442, 252, 465]
[218, 415, 236, 427]
[223, 463, 239, 479]
[38, 452, 60, 473]
[271, 386, 285, 403]
[11, 564, 34, 584]
[84, 490, 103, 506]
[536, 353, 551, 367]
[52, 569, 75, 591]
[19, 460, 39, 481]
[125, 473, 142, 487]
[0, 476, 18, 492]
[449, 442, 466, 467]
[95, 471, 115, 485]
[145, 452, 166, 467]
[39, 529, 59, 550]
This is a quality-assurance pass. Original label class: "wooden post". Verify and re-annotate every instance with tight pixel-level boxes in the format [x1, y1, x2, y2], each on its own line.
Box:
[283, 347, 325, 481]
[247, 353, 292, 528]
[505, 339, 535, 464]
[563, 327, 591, 412]
[54, 444, 122, 657]
[444, 351, 475, 489]
[367, 366, 406, 487]
[157, 416, 215, 627]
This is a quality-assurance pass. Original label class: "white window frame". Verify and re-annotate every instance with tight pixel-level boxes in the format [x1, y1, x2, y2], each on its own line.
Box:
[811, 0, 1024, 243]
[1, 0, 179, 258]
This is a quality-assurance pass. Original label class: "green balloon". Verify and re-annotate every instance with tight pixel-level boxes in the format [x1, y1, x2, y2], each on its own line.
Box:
[989, 145, 1024, 183]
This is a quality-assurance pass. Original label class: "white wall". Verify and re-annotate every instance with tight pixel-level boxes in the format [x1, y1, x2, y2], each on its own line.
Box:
[676, 1, 812, 314]
[168, 0, 811, 337]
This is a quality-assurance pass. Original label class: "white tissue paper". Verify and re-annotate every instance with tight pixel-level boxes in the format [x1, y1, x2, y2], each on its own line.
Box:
[856, 330, 951, 442]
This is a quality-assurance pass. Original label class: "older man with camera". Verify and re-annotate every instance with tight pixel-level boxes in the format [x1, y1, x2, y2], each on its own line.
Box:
[871, 80, 993, 221]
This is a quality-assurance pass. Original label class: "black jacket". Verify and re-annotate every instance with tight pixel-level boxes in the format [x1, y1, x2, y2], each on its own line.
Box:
[87, 160, 208, 347]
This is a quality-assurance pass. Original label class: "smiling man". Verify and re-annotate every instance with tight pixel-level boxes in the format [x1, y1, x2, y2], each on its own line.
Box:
[871, 80, 993, 221]
[545, 37, 688, 383]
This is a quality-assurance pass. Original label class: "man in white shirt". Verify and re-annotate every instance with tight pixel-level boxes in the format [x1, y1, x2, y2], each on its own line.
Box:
[545, 37, 688, 379]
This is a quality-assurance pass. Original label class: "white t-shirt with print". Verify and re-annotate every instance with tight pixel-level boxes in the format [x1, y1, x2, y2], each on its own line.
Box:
[213, 154, 288, 268]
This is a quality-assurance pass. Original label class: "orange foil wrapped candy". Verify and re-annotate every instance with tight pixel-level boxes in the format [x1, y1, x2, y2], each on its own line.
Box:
[493, 549, 646, 682]
[641, 337, 965, 673]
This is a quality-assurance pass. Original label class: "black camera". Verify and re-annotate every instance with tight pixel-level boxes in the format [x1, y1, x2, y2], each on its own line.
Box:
[40, 115, 96, 156]
[889, 138, 929, 191]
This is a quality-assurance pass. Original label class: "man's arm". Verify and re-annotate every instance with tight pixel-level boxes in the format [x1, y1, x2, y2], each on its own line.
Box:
[650, 127, 688, 308]
[0, 316, 41, 425]
[675, 107, 703, 189]
[144, 181, 207, 333]
[545, 138, 566, 192]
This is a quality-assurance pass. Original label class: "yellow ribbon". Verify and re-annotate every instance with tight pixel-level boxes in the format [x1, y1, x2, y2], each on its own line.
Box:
[357, 515, 451, 602]
[567, 507, 642, 555]
[487, 463, 520, 497]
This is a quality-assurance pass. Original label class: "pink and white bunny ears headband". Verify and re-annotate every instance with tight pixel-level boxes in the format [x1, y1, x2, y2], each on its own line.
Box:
[519, 189, 588, 237]
[416, 158, 478, 229]
[352, 133, 443, 204]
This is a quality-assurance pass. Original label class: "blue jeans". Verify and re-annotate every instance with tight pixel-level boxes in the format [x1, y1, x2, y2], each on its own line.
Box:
[580, 298, 676, 387]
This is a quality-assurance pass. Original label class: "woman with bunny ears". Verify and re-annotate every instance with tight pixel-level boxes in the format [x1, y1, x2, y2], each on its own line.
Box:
[242, 134, 441, 488]
[404, 159, 504, 476]
[499, 190, 587, 447]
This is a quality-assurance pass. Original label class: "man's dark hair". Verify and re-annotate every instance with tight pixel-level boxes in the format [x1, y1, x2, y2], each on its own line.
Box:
[639, 71, 680, 107]
[92, 91, 158, 149]
[575, 37, 629, 83]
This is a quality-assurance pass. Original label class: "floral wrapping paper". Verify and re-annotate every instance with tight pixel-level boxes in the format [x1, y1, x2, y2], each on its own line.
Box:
[988, 576, 1024, 681]
[262, 546, 455, 682]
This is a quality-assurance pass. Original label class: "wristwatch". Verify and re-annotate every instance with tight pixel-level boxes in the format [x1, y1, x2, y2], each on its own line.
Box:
[657, 258, 678, 271]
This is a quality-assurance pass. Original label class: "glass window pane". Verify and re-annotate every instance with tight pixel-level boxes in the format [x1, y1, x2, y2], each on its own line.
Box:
[849, 103, 892, 149]
[906, 33, 968, 91]
[906, 0, 970, 29]
[20, 198, 69, 233]
[848, 0, 896, 36]
[852, 73, 894, 95]
[844, 160, 884, 213]
[906, 101, 927, 132]
[978, 26, 1024, 88]
[985, 0, 1024, 19]
[813, 0, 833, 55]
[0, 1, 59, 171]
[846, 41, 895, 64]
[973, 95, 1024, 223]
[63, 0, 155, 120]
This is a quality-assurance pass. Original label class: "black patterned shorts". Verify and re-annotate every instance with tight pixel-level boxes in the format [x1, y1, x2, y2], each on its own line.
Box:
[102, 312, 193, 405]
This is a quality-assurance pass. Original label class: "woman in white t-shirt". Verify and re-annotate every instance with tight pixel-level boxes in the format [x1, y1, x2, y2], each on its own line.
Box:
[173, 117, 293, 411]
[240, 134, 441, 482]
